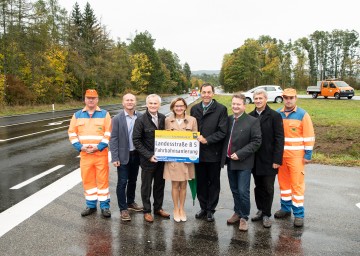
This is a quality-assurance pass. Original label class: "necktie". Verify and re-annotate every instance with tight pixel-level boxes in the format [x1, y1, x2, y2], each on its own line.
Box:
[227, 117, 238, 157]
[203, 106, 208, 115]
[152, 115, 158, 128]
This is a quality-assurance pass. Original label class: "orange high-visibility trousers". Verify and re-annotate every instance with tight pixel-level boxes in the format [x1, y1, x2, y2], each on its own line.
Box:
[278, 157, 305, 218]
[80, 152, 110, 209]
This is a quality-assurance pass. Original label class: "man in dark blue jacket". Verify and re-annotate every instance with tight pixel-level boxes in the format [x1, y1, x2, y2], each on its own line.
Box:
[190, 83, 228, 222]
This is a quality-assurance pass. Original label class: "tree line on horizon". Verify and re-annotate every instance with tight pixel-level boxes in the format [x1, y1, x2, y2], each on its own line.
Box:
[220, 30, 360, 92]
[0, 0, 202, 106]
[2, 2, 359, 106]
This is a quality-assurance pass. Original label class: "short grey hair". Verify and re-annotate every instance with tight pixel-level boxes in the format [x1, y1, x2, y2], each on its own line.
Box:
[146, 94, 162, 104]
[253, 89, 268, 98]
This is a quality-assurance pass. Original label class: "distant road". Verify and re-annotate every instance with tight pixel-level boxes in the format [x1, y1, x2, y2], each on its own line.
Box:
[215, 88, 360, 100]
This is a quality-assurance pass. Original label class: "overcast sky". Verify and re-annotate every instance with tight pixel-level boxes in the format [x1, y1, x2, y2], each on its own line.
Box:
[60, 0, 359, 71]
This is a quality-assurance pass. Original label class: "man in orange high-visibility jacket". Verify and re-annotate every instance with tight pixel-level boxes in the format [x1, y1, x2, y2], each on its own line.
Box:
[68, 89, 112, 218]
[275, 88, 315, 227]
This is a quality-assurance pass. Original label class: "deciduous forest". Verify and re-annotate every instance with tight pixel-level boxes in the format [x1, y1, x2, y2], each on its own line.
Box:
[1, 1, 359, 105]
[220, 31, 360, 92]
[0, 0, 195, 105]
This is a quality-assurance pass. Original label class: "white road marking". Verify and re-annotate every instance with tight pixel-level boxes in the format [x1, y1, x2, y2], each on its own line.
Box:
[0, 168, 81, 238]
[44, 120, 69, 126]
[10, 165, 65, 190]
[0, 117, 70, 128]
[0, 126, 68, 142]
[356, 203, 360, 209]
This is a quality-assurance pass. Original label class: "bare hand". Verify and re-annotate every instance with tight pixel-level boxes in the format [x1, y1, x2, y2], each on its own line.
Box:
[150, 155, 158, 163]
[272, 163, 280, 169]
[197, 135, 208, 144]
[85, 145, 93, 154]
[113, 161, 120, 167]
[85, 145, 98, 154]
[81, 145, 93, 153]
[230, 153, 239, 160]
[304, 159, 311, 165]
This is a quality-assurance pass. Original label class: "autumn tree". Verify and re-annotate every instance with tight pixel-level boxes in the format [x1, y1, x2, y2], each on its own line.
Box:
[129, 53, 152, 94]
[129, 31, 165, 93]
[158, 48, 187, 93]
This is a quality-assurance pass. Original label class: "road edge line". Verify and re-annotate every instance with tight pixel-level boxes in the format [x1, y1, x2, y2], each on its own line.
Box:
[0, 169, 81, 238]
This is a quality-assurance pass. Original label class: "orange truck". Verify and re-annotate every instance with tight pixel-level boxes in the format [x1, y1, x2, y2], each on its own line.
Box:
[306, 79, 355, 99]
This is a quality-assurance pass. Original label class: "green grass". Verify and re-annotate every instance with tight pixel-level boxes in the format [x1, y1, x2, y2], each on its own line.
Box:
[2, 94, 359, 167]
[211, 95, 360, 167]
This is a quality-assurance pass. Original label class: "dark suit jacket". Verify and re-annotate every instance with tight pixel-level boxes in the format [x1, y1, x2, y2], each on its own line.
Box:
[109, 110, 142, 165]
[221, 113, 262, 170]
[133, 109, 165, 170]
[249, 104, 284, 175]
[190, 99, 228, 162]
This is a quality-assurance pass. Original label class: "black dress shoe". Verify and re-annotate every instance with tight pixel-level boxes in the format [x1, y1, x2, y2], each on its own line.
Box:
[195, 209, 207, 219]
[101, 208, 111, 218]
[207, 211, 214, 222]
[81, 207, 97, 217]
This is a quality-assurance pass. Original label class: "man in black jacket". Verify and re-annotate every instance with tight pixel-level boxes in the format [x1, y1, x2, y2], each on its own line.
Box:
[133, 94, 170, 223]
[249, 89, 284, 228]
[221, 93, 262, 231]
[190, 83, 228, 222]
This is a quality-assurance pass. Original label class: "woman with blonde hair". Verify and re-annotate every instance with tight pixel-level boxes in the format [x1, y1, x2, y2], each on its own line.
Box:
[164, 97, 198, 222]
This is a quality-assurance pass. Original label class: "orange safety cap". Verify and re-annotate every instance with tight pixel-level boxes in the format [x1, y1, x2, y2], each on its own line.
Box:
[85, 89, 98, 98]
[282, 88, 297, 97]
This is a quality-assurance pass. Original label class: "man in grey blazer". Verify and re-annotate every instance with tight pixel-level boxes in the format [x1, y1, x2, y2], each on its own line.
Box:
[110, 93, 143, 221]
[221, 93, 262, 231]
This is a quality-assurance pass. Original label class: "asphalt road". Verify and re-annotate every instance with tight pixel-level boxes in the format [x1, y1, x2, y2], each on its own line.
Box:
[0, 94, 196, 213]
[0, 163, 359, 255]
[0, 93, 359, 255]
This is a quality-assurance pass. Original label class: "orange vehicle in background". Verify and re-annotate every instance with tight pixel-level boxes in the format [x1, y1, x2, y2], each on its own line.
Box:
[306, 79, 355, 99]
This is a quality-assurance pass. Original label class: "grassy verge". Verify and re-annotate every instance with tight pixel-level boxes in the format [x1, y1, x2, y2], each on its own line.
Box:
[209, 95, 360, 167]
[2, 94, 359, 167]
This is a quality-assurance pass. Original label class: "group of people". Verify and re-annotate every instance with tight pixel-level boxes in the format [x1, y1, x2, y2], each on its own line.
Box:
[68, 83, 315, 232]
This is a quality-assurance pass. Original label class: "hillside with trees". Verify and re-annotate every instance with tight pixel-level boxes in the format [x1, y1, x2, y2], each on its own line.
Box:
[2, 1, 359, 105]
[0, 0, 195, 106]
[220, 31, 360, 92]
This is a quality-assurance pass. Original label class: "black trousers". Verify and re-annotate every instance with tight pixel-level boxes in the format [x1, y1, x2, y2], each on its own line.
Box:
[141, 164, 165, 213]
[253, 173, 276, 217]
[195, 161, 221, 212]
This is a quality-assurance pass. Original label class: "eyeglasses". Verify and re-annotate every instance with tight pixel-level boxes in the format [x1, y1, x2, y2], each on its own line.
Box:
[174, 105, 185, 108]
[283, 96, 295, 100]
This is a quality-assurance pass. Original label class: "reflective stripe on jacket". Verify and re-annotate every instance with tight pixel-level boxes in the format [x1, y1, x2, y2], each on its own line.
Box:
[277, 106, 315, 160]
[68, 106, 112, 156]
